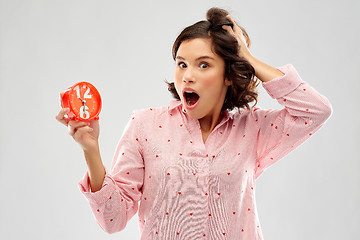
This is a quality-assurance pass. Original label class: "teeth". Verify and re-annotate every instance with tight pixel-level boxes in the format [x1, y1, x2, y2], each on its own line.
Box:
[185, 91, 194, 93]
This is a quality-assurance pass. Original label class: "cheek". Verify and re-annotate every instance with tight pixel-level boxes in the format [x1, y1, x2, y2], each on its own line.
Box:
[174, 68, 183, 83]
[202, 72, 224, 90]
[174, 83, 181, 97]
[174, 72, 182, 96]
[202, 76, 227, 100]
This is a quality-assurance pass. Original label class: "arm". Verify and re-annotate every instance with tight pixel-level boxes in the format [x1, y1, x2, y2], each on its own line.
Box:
[78, 111, 144, 234]
[56, 91, 144, 234]
[223, 17, 333, 179]
[251, 64, 332, 179]
[247, 56, 284, 83]
[83, 144, 105, 192]
[55, 93, 105, 192]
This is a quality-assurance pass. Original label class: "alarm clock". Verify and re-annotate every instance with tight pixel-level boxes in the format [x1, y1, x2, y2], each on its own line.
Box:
[61, 81, 102, 121]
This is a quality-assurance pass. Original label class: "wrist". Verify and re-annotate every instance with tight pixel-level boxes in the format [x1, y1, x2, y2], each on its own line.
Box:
[81, 140, 99, 152]
[83, 144, 103, 170]
[244, 53, 256, 66]
[83, 142, 100, 156]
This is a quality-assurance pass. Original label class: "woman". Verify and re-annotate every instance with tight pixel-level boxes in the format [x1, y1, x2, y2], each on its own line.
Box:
[56, 7, 332, 240]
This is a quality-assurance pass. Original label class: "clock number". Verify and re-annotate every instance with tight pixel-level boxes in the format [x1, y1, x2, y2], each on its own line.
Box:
[74, 85, 81, 98]
[80, 106, 90, 119]
[84, 86, 92, 99]
[74, 85, 92, 99]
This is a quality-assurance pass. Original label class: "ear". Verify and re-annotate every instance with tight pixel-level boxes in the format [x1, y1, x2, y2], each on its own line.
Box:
[224, 78, 231, 87]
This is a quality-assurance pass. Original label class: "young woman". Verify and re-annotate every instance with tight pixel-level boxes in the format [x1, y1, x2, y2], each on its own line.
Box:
[56, 7, 332, 240]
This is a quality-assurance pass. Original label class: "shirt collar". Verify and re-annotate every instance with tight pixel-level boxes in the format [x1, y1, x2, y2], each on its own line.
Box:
[168, 100, 183, 112]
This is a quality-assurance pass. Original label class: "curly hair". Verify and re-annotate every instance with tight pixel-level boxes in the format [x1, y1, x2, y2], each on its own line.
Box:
[166, 7, 260, 111]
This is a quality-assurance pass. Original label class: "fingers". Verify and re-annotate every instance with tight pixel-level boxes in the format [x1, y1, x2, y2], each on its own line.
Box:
[59, 92, 64, 108]
[222, 25, 243, 44]
[224, 15, 245, 37]
[56, 108, 70, 126]
[222, 17, 247, 47]
[226, 15, 242, 33]
[56, 92, 69, 126]
[222, 25, 236, 37]
[72, 124, 93, 142]
[68, 120, 91, 136]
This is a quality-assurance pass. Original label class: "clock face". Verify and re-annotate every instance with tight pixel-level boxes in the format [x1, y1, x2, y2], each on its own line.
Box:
[68, 82, 101, 121]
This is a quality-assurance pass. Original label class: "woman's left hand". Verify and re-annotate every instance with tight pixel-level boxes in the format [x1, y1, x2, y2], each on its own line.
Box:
[222, 15, 253, 62]
[222, 15, 285, 82]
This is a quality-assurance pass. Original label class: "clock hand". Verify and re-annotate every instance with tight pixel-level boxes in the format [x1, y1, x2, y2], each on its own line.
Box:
[78, 97, 87, 109]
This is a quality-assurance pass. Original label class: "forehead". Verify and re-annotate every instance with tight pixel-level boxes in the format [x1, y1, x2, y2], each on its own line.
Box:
[177, 38, 218, 60]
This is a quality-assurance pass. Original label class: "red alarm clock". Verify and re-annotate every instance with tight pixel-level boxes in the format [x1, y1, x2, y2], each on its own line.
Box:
[61, 81, 102, 121]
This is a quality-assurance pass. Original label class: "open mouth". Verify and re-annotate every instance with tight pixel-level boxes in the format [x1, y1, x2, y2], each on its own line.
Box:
[184, 91, 200, 106]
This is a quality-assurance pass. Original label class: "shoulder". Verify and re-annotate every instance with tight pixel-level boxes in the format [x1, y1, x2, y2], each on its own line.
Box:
[232, 106, 271, 125]
[131, 103, 173, 122]
[231, 106, 258, 118]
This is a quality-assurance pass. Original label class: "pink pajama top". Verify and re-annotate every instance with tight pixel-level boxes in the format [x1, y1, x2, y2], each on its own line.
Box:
[78, 64, 332, 239]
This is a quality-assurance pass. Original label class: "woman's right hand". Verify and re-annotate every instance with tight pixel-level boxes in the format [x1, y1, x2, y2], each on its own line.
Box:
[55, 92, 100, 151]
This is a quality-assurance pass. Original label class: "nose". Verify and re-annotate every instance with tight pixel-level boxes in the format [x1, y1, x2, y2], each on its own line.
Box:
[183, 67, 195, 83]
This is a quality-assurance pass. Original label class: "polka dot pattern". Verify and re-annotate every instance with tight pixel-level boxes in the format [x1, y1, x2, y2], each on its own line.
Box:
[78, 64, 332, 239]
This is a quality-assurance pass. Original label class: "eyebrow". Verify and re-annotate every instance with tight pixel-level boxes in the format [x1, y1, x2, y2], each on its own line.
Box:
[175, 56, 215, 61]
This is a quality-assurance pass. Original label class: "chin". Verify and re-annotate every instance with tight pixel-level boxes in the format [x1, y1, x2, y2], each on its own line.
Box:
[186, 111, 202, 120]
[184, 105, 206, 120]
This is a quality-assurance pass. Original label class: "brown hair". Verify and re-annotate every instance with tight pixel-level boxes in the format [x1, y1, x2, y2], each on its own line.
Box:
[166, 7, 260, 111]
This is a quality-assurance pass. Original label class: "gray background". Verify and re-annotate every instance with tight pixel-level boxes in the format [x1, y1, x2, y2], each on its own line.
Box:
[0, 0, 359, 239]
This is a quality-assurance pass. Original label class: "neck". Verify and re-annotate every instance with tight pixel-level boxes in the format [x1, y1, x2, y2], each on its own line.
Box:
[199, 111, 222, 134]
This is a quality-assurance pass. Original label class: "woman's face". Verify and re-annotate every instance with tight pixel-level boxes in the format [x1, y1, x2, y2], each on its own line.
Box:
[174, 38, 231, 120]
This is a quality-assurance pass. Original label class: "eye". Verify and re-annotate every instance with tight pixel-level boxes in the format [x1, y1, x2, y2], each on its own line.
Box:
[178, 62, 187, 68]
[200, 62, 209, 69]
